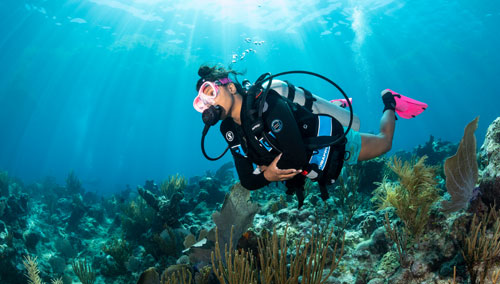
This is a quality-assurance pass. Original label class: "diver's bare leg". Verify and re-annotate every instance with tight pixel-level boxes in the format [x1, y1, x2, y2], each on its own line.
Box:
[358, 110, 396, 161]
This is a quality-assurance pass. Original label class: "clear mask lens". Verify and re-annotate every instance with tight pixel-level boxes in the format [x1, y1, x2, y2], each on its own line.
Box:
[199, 81, 219, 104]
[201, 83, 215, 97]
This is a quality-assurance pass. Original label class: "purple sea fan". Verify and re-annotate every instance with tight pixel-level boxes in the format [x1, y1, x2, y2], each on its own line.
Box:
[441, 117, 479, 213]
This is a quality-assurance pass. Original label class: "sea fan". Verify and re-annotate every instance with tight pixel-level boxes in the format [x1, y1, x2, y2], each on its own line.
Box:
[441, 116, 479, 213]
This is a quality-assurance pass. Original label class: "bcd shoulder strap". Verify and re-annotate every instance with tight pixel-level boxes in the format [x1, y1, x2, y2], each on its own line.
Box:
[299, 87, 315, 112]
[284, 80, 296, 101]
[283, 80, 316, 112]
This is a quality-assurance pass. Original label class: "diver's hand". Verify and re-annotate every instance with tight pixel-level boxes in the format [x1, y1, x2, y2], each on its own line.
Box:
[262, 154, 302, 182]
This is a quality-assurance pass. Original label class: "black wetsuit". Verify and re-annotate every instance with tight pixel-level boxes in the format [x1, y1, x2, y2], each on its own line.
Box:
[220, 90, 346, 207]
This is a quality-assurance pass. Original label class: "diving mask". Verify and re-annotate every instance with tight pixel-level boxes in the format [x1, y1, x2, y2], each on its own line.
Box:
[193, 78, 233, 113]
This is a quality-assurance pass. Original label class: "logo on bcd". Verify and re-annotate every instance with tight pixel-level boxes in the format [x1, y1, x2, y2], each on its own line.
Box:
[271, 119, 283, 133]
[226, 131, 234, 142]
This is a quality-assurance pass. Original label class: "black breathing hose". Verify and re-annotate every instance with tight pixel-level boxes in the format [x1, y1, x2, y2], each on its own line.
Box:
[201, 124, 229, 161]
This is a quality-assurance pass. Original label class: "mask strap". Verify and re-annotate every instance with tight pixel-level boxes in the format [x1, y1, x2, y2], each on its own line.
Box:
[217, 78, 233, 85]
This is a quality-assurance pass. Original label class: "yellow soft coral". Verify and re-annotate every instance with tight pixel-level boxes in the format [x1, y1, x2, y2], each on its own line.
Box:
[23, 255, 63, 284]
[160, 174, 187, 199]
[374, 156, 440, 241]
[23, 255, 44, 284]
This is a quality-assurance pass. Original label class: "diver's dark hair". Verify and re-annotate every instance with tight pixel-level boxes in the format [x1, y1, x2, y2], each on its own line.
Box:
[196, 64, 246, 95]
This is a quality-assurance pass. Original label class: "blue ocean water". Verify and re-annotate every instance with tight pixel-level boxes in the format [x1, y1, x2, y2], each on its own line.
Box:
[0, 0, 499, 195]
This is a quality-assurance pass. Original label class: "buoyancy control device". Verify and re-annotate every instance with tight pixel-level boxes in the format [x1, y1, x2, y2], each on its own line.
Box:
[200, 70, 355, 161]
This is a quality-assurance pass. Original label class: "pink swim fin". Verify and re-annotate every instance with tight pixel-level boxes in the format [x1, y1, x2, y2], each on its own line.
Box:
[383, 89, 428, 119]
[330, 98, 353, 108]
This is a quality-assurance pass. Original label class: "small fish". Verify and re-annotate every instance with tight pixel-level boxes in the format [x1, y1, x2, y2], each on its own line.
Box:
[245, 37, 252, 43]
[232, 54, 238, 59]
[232, 60, 236, 63]
[245, 49, 249, 53]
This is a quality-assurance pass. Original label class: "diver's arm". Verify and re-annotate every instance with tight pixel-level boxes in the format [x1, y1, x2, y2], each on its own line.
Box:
[232, 153, 270, 190]
[220, 118, 270, 190]
[264, 93, 308, 170]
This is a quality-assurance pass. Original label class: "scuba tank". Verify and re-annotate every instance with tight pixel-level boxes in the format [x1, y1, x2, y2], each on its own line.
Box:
[261, 79, 360, 131]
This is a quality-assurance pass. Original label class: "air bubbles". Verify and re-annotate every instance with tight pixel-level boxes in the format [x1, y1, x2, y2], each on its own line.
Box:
[230, 37, 264, 65]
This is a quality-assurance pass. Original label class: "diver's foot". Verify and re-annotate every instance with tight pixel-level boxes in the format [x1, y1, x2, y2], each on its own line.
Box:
[381, 89, 398, 113]
[381, 89, 428, 119]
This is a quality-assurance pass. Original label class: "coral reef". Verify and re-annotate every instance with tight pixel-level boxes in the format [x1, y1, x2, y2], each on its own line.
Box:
[160, 174, 187, 200]
[72, 258, 96, 284]
[213, 161, 234, 185]
[138, 186, 183, 228]
[212, 183, 260, 254]
[65, 170, 83, 195]
[332, 165, 363, 232]
[184, 183, 261, 266]
[101, 238, 132, 275]
[23, 255, 63, 284]
[355, 157, 387, 195]
[211, 225, 344, 284]
[478, 117, 500, 208]
[461, 208, 500, 284]
[415, 135, 459, 166]
[121, 196, 156, 240]
[4, 116, 500, 284]
[196, 176, 227, 206]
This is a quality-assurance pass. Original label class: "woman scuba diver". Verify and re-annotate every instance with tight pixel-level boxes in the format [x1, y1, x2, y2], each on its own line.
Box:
[193, 64, 427, 208]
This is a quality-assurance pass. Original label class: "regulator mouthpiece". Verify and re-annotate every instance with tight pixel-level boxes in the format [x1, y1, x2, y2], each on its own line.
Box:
[202, 105, 222, 126]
